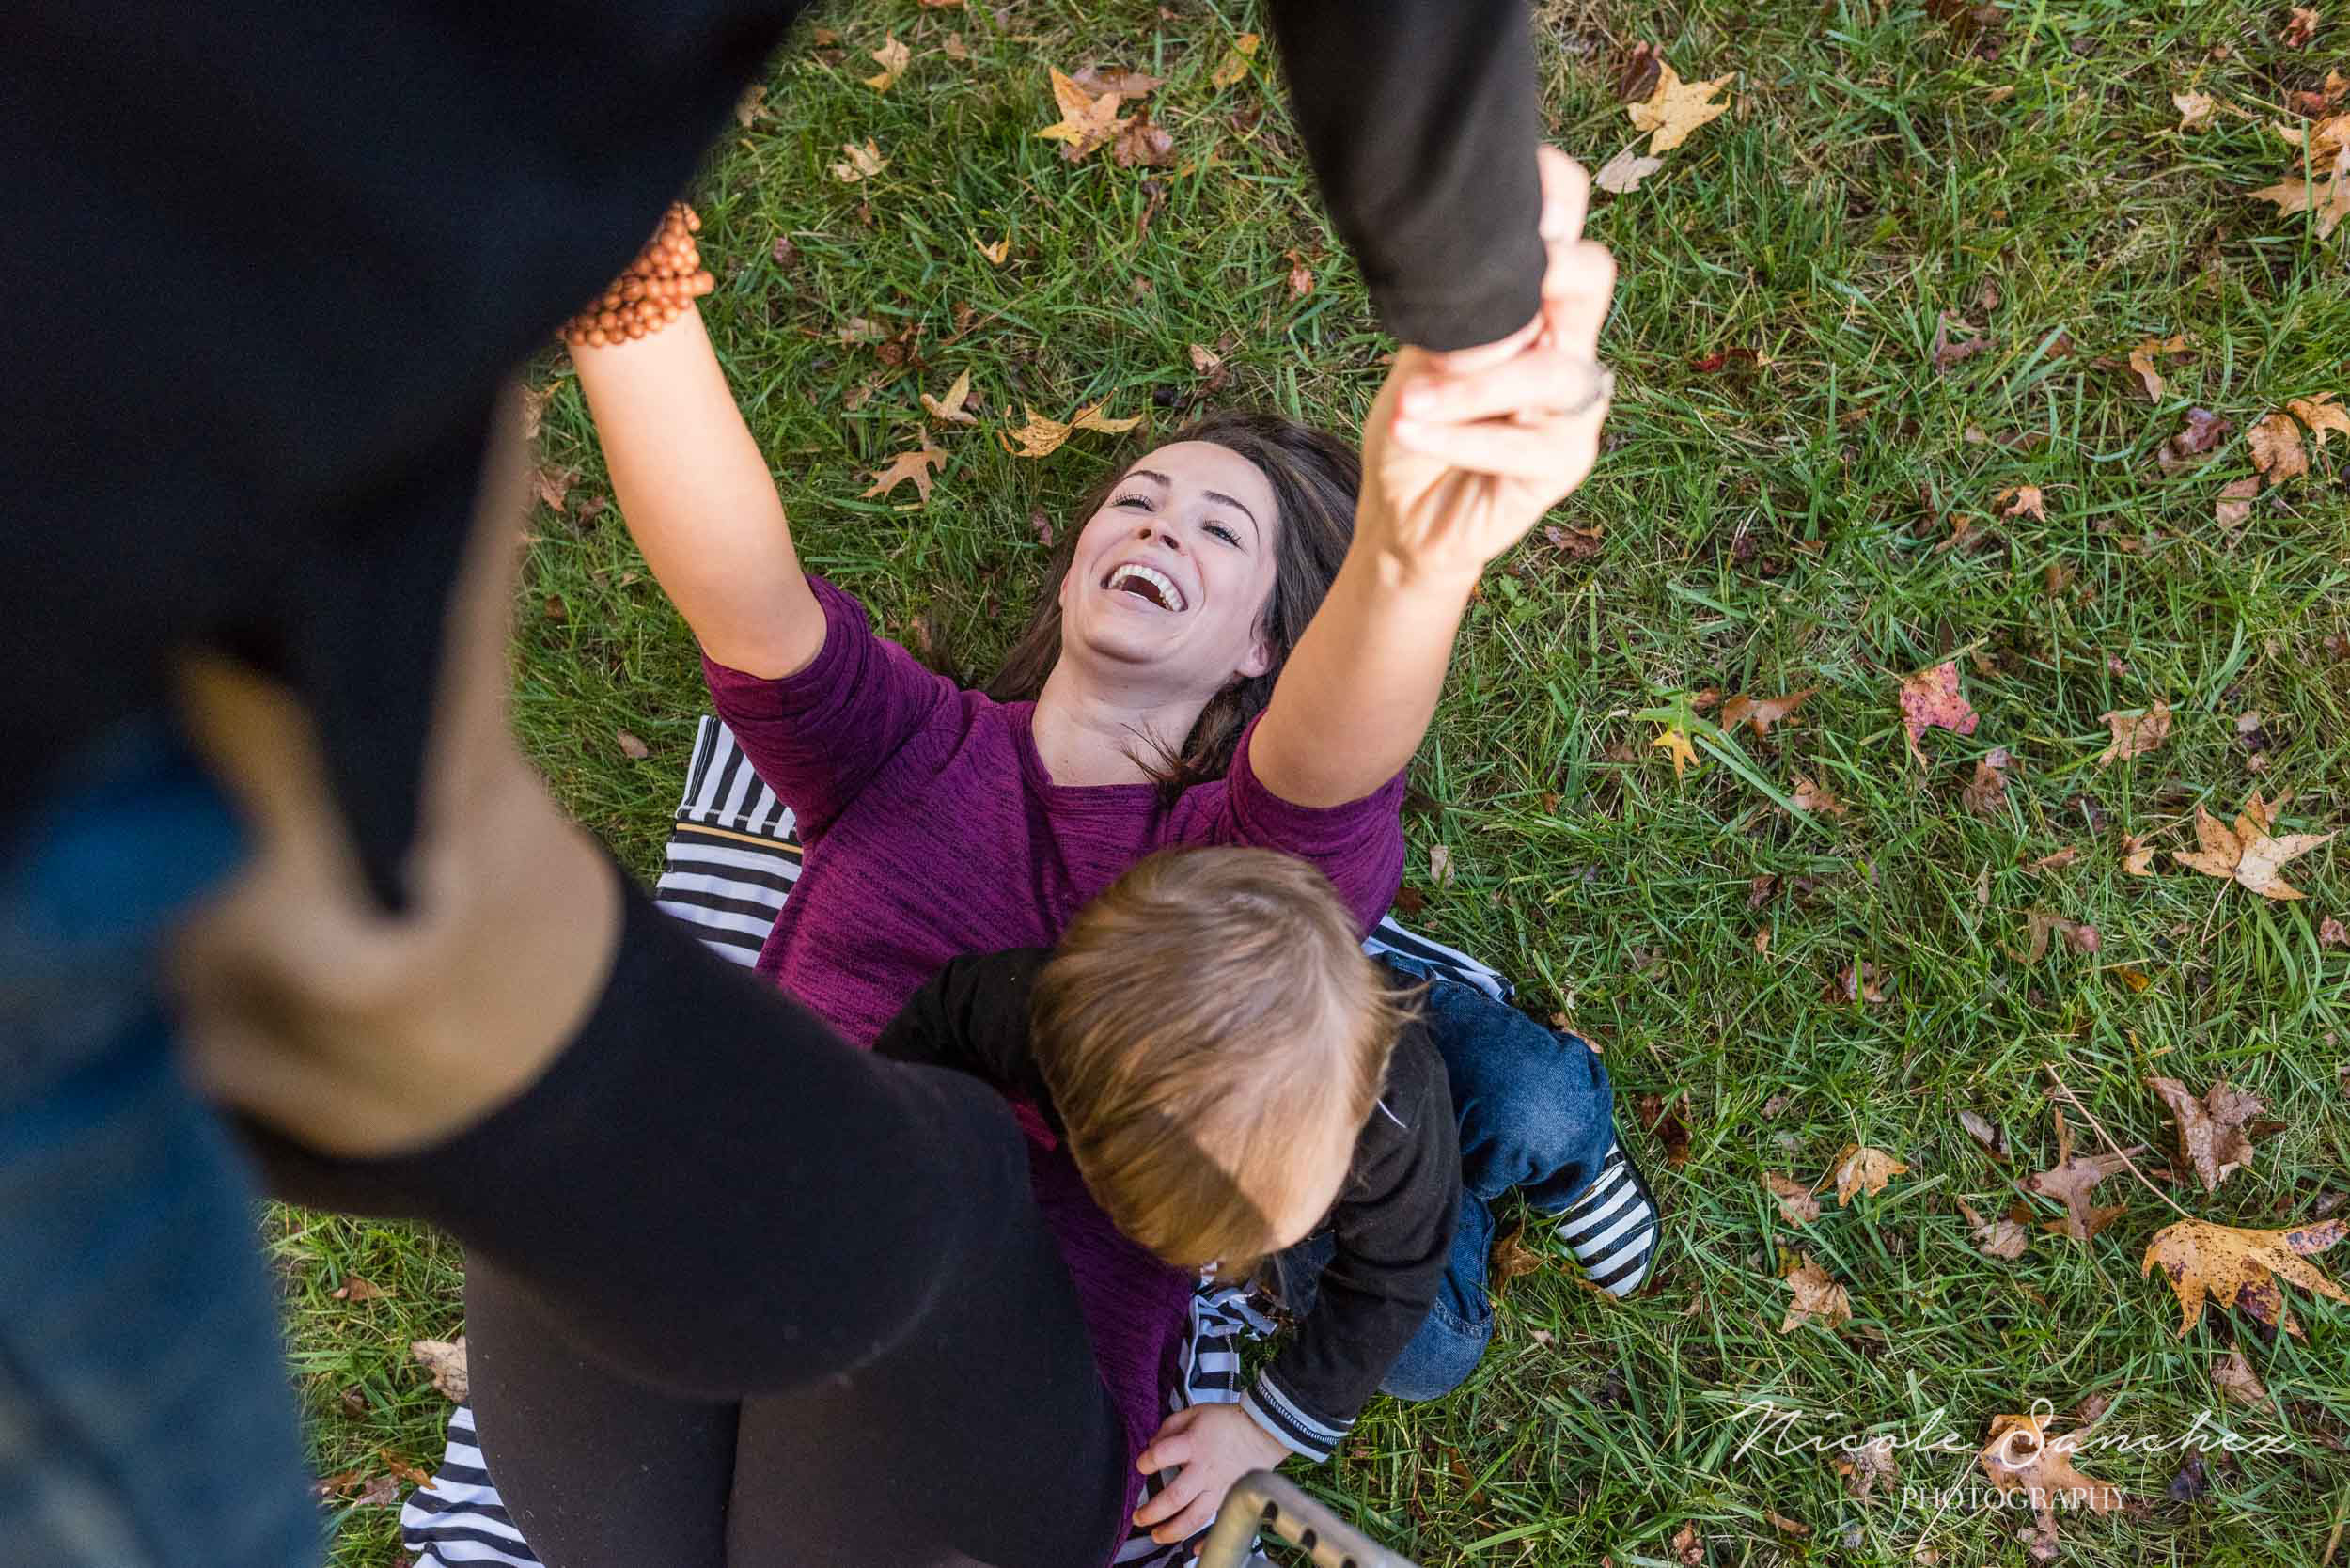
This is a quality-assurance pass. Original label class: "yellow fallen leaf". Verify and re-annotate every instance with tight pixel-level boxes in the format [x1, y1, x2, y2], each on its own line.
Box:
[1630, 64, 1735, 154]
[1000, 406, 1073, 459]
[2249, 412, 2310, 481]
[1210, 32, 1261, 89]
[1071, 400, 1143, 434]
[2143, 1216, 2346, 1338]
[921, 368, 976, 425]
[2173, 792, 2336, 901]
[974, 234, 1010, 265]
[863, 34, 909, 92]
[1829, 1143, 1909, 1204]
[1036, 67, 1128, 162]
[1652, 724, 1699, 777]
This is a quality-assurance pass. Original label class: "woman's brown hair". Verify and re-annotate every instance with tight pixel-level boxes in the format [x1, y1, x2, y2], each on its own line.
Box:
[987, 411, 1361, 794]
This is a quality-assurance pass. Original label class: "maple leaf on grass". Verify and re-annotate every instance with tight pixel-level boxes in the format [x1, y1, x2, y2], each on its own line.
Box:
[2249, 170, 2350, 239]
[921, 368, 977, 425]
[2144, 1216, 2346, 1338]
[862, 34, 909, 92]
[2094, 698, 2170, 765]
[1778, 1253, 1853, 1332]
[2173, 791, 2337, 901]
[1829, 1143, 1907, 1203]
[1036, 67, 1128, 162]
[1719, 686, 1814, 738]
[1897, 661, 1977, 765]
[1764, 1172, 1821, 1227]
[862, 442, 946, 505]
[1629, 64, 1735, 153]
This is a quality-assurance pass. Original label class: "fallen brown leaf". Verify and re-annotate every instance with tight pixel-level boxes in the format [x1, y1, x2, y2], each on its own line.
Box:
[1792, 774, 1851, 818]
[2125, 335, 2191, 401]
[2095, 699, 2171, 766]
[1831, 1143, 1909, 1203]
[1825, 960, 1890, 1005]
[1960, 1196, 2032, 1259]
[2143, 1215, 2346, 1337]
[2215, 475, 2260, 530]
[2025, 1114, 2144, 1244]
[1636, 1090, 1693, 1168]
[2248, 172, 2350, 240]
[2283, 6, 2322, 48]
[1487, 1223, 1543, 1300]
[1997, 484, 2047, 520]
[615, 729, 650, 760]
[862, 442, 947, 504]
[2250, 413, 2311, 482]
[530, 465, 572, 516]
[1959, 1108, 2012, 1162]
[1780, 1253, 1854, 1332]
[410, 1337, 469, 1403]
[1719, 687, 1815, 738]
[2213, 1345, 2268, 1405]
[1898, 661, 1979, 765]
[921, 368, 977, 425]
[330, 1276, 392, 1302]
[1072, 65, 1166, 98]
[2173, 792, 2337, 900]
[2146, 1075, 2270, 1192]
[1964, 746, 2013, 816]
[1112, 105, 1175, 168]
[2122, 832, 2158, 876]
[1594, 147, 1666, 194]
[2289, 390, 2350, 449]
[1072, 400, 1142, 435]
[2012, 909, 2099, 964]
[2023, 846, 2080, 875]
[1976, 1413, 2125, 1560]
[1613, 40, 1664, 102]
[1765, 1171, 1821, 1227]
[1832, 1437, 1899, 1499]
[974, 234, 1010, 265]
[734, 85, 767, 127]
[1283, 248, 1315, 301]
[2174, 91, 2218, 132]
[2321, 915, 2349, 947]
[1427, 843, 1454, 887]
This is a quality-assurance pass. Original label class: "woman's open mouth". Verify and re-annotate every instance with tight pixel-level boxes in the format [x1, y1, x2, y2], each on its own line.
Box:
[1102, 562, 1187, 612]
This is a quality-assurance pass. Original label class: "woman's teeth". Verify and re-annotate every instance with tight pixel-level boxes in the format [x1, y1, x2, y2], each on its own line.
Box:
[1105, 563, 1184, 611]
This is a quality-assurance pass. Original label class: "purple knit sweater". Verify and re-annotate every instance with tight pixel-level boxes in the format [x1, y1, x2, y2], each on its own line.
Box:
[703, 576, 1405, 1550]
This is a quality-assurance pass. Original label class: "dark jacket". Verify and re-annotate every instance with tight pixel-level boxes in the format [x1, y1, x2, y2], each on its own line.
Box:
[874, 948, 1459, 1462]
[8, 0, 1544, 880]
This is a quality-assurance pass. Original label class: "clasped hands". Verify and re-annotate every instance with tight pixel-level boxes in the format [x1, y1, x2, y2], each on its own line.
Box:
[1359, 145, 1617, 587]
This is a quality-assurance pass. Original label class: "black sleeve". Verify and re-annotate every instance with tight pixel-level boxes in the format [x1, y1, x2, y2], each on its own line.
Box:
[1243, 1043, 1458, 1460]
[870, 948, 1058, 1121]
[241, 883, 1088, 1405]
[1263, 0, 1547, 352]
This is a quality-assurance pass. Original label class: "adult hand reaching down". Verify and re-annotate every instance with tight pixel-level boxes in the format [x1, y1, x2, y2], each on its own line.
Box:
[1132, 1401, 1296, 1546]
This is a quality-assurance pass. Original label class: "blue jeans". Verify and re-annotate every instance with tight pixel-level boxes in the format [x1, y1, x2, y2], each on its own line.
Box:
[0, 724, 318, 1567]
[1272, 966, 1615, 1403]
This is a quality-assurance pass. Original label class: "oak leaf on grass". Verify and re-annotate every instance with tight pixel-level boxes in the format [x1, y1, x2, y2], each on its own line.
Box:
[2024, 1111, 2143, 1244]
[1996, 484, 2046, 520]
[1652, 724, 1698, 777]
[1791, 774, 1850, 818]
[921, 368, 977, 425]
[2146, 1075, 2273, 1192]
[2143, 1215, 2345, 1337]
[1112, 106, 1175, 168]
[1975, 1413, 2125, 1561]
[2125, 335, 2191, 401]
[1959, 1197, 2031, 1259]
[2174, 91, 2218, 132]
[1963, 746, 2012, 816]
[1629, 64, 1735, 153]
[1071, 65, 1166, 98]
[862, 442, 946, 504]
[2173, 791, 2336, 900]
[1719, 687, 1814, 738]
[2212, 1346, 2267, 1405]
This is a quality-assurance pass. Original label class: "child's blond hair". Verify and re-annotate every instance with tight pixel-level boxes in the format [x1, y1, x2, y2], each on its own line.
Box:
[1031, 846, 1411, 1278]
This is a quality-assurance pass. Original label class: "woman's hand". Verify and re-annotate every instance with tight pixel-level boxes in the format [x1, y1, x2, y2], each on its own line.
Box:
[1355, 148, 1617, 584]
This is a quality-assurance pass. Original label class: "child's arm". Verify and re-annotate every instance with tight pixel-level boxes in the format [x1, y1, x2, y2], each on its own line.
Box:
[1247, 151, 1615, 809]
[1241, 1058, 1459, 1461]
[870, 950, 1058, 1114]
[572, 306, 823, 680]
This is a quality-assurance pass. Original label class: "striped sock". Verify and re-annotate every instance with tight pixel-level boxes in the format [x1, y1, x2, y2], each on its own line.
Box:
[1553, 1138, 1661, 1295]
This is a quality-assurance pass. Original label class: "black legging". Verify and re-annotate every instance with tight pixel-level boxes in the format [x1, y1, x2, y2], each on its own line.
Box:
[247, 879, 1133, 1566]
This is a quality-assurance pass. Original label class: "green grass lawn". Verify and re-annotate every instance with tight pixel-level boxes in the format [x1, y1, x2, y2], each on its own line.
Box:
[286, 1, 2350, 1562]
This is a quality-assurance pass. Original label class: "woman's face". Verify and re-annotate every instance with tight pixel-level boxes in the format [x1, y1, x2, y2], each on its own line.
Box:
[1056, 440, 1283, 698]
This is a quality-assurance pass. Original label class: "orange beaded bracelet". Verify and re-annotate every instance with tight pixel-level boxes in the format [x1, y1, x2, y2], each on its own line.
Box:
[560, 202, 715, 348]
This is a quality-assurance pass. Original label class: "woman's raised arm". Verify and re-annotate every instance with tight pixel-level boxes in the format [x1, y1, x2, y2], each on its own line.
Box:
[1248, 151, 1615, 809]
[572, 306, 823, 680]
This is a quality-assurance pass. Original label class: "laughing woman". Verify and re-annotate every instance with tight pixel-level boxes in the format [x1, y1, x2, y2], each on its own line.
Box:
[456, 151, 1657, 1560]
